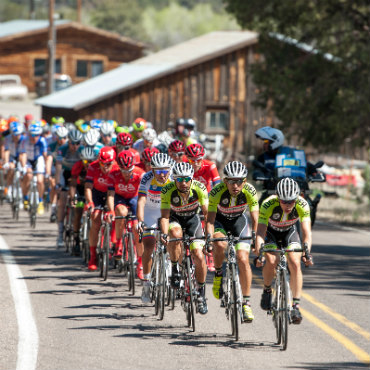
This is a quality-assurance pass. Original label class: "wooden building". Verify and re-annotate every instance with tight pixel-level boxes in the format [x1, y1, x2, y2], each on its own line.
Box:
[0, 20, 145, 93]
[37, 31, 275, 162]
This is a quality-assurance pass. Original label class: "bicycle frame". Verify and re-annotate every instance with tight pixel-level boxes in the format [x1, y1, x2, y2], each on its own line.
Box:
[29, 169, 39, 228]
[11, 164, 22, 220]
[80, 211, 91, 265]
[97, 210, 111, 281]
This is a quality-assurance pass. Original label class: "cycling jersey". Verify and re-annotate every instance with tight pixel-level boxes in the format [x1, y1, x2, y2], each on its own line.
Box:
[57, 143, 81, 171]
[19, 135, 48, 161]
[208, 181, 259, 220]
[133, 139, 161, 154]
[107, 166, 144, 198]
[259, 195, 310, 232]
[85, 160, 119, 192]
[161, 180, 208, 218]
[4, 134, 25, 159]
[71, 160, 88, 186]
[186, 159, 220, 192]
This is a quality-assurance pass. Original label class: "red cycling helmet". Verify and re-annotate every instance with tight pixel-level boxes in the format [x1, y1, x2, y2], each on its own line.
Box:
[99, 146, 116, 163]
[117, 150, 134, 169]
[116, 132, 133, 146]
[185, 143, 205, 159]
[169, 139, 185, 153]
[141, 147, 160, 163]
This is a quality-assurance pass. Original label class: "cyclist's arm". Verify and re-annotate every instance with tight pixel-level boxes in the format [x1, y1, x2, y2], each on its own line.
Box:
[136, 194, 146, 223]
[45, 155, 53, 177]
[3, 149, 9, 164]
[300, 220, 312, 252]
[205, 211, 216, 237]
[55, 162, 62, 185]
[69, 177, 77, 201]
[250, 210, 259, 233]
[255, 223, 268, 256]
[107, 189, 115, 212]
[160, 209, 170, 234]
[19, 152, 27, 168]
[200, 203, 208, 221]
[84, 182, 93, 204]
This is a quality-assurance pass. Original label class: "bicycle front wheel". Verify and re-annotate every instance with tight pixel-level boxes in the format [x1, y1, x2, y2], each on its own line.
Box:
[102, 225, 110, 281]
[127, 233, 135, 295]
[156, 252, 166, 320]
[230, 263, 240, 341]
[280, 271, 289, 350]
[185, 256, 195, 332]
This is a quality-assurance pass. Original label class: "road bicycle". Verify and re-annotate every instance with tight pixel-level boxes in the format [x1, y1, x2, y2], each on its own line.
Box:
[140, 224, 172, 320]
[28, 167, 39, 229]
[258, 243, 311, 350]
[95, 208, 112, 281]
[115, 214, 137, 295]
[207, 232, 253, 341]
[63, 200, 74, 254]
[11, 163, 22, 220]
[80, 210, 91, 265]
[168, 231, 205, 332]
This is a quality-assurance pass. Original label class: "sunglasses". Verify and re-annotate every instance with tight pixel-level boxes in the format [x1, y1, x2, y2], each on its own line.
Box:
[280, 199, 296, 205]
[154, 169, 170, 175]
[120, 168, 133, 173]
[102, 134, 112, 138]
[71, 141, 81, 146]
[171, 152, 184, 158]
[175, 177, 192, 183]
[101, 162, 113, 167]
[30, 134, 40, 138]
[225, 178, 244, 186]
[188, 158, 203, 164]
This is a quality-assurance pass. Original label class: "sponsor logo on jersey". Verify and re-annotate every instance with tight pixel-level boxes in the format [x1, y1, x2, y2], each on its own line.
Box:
[118, 183, 136, 192]
[272, 213, 280, 220]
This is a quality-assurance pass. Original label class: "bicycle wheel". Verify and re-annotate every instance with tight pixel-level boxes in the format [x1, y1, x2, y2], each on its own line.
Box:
[156, 252, 166, 320]
[280, 271, 289, 350]
[185, 256, 195, 332]
[272, 275, 281, 345]
[102, 224, 110, 281]
[230, 263, 240, 341]
[127, 233, 135, 295]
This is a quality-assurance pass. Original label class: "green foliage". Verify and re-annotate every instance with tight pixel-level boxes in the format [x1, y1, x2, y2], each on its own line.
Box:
[224, 0, 370, 150]
[362, 164, 370, 203]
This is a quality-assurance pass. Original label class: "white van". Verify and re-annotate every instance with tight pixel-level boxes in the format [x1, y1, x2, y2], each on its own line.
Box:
[0, 75, 28, 100]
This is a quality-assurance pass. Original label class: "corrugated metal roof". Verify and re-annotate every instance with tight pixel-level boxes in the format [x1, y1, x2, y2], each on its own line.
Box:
[0, 19, 70, 38]
[35, 30, 258, 110]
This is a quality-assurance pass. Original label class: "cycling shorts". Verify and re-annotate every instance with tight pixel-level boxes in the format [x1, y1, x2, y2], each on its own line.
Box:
[264, 224, 301, 250]
[169, 213, 205, 251]
[26, 156, 45, 174]
[214, 213, 251, 252]
[114, 194, 138, 217]
[92, 188, 107, 211]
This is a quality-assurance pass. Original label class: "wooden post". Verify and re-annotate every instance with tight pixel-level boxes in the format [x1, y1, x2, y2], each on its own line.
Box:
[48, 0, 55, 95]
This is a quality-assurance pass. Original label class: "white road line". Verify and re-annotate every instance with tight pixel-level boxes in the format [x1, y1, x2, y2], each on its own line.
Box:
[0, 235, 38, 370]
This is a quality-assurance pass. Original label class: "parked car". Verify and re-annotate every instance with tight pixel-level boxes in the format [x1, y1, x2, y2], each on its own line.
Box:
[36, 73, 72, 97]
[0, 75, 28, 100]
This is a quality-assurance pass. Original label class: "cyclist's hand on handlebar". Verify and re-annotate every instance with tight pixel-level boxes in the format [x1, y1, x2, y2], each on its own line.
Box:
[84, 201, 94, 212]
[251, 231, 256, 250]
[203, 233, 213, 256]
[160, 233, 168, 246]
[302, 253, 314, 267]
[136, 221, 145, 233]
[104, 210, 115, 223]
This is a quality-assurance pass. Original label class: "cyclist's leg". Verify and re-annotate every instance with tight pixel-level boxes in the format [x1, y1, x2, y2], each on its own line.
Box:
[141, 227, 156, 303]
[167, 219, 183, 288]
[114, 200, 128, 258]
[211, 221, 227, 299]
[21, 164, 32, 206]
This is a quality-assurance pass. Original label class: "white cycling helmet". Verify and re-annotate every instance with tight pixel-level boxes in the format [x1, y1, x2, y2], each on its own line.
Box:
[255, 126, 284, 150]
[100, 121, 115, 136]
[68, 128, 82, 143]
[142, 128, 157, 142]
[150, 153, 173, 168]
[172, 162, 194, 178]
[83, 128, 100, 146]
[80, 146, 97, 161]
[276, 177, 300, 201]
[55, 126, 68, 139]
[223, 161, 248, 178]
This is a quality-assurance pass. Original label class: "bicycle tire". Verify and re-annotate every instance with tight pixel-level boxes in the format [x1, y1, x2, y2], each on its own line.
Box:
[185, 256, 195, 332]
[280, 271, 289, 350]
[127, 233, 135, 295]
[157, 252, 166, 320]
[150, 253, 157, 305]
[231, 263, 240, 341]
[102, 224, 110, 281]
[154, 254, 160, 315]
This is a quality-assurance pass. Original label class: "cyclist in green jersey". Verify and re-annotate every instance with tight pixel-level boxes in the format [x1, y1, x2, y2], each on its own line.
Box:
[160, 162, 209, 314]
[206, 161, 259, 322]
[255, 177, 313, 324]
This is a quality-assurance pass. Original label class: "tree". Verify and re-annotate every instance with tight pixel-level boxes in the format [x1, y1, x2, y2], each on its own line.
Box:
[224, 0, 370, 151]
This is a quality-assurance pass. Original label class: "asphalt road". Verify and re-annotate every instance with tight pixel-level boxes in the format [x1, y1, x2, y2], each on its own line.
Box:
[0, 204, 369, 370]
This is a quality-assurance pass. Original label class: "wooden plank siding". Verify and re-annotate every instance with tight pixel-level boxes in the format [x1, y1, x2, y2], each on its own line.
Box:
[42, 45, 265, 160]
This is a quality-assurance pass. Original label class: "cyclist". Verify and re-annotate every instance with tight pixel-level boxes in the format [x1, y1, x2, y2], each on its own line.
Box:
[115, 132, 140, 165]
[106, 150, 145, 276]
[55, 129, 83, 248]
[137, 147, 160, 172]
[173, 118, 198, 146]
[69, 146, 98, 256]
[100, 121, 116, 146]
[84, 146, 118, 271]
[137, 153, 173, 303]
[160, 162, 209, 314]
[133, 128, 160, 154]
[254, 177, 313, 324]
[19, 121, 48, 215]
[206, 161, 259, 322]
[81, 129, 104, 157]
[168, 139, 186, 163]
[185, 143, 221, 193]
[24, 114, 34, 130]
[46, 126, 69, 222]
[130, 117, 147, 143]
[3, 121, 26, 199]
[51, 116, 65, 127]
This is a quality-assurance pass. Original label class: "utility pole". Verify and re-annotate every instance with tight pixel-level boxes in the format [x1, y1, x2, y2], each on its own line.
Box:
[47, 0, 55, 95]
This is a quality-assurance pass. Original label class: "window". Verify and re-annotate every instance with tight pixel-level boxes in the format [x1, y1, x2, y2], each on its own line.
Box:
[91, 61, 103, 77]
[34, 59, 61, 76]
[76, 60, 88, 77]
[205, 109, 229, 131]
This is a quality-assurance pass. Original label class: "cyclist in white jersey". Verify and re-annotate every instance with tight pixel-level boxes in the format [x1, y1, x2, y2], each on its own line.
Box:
[137, 153, 173, 303]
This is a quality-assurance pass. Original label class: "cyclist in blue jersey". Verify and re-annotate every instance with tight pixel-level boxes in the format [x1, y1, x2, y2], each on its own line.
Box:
[19, 122, 48, 215]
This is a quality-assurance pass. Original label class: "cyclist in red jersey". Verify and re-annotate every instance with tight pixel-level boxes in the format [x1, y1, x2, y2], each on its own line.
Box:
[185, 143, 221, 193]
[107, 150, 145, 279]
[115, 132, 140, 165]
[136, 146, 160, 172]
[168, 139, 186, 163]
[84, 146, 118, 271]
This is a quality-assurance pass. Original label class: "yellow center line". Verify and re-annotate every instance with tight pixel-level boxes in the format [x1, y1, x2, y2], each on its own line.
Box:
[300, 308, 370, 364]
[302, 292, 370, 341]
